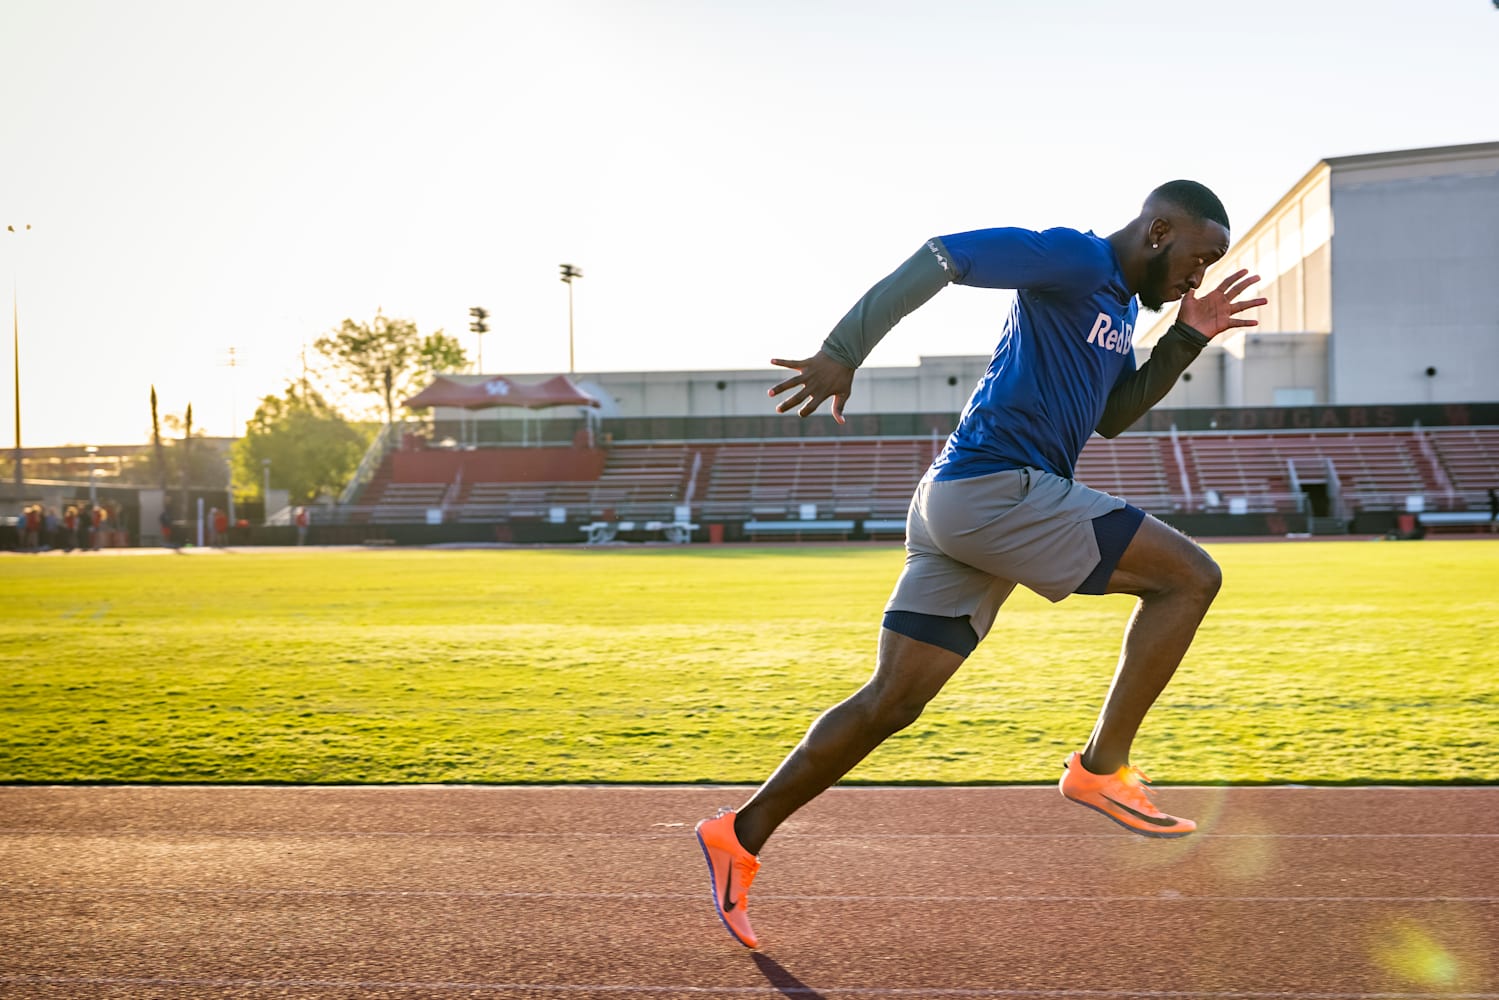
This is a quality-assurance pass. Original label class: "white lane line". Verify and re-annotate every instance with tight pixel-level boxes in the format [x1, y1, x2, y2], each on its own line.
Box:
[3, 887, 1495, 903]
[0, 830, 1495, 839]
[1, 977, 1496, 998]
[5, 783, 1493, 791]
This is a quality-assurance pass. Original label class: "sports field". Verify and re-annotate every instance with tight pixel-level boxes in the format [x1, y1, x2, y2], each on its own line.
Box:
[1, 539, 1494, 785]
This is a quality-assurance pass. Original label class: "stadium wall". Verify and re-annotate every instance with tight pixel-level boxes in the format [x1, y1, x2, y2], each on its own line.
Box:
[390, 447, 606, 484]
[548, 401, 1499, 444]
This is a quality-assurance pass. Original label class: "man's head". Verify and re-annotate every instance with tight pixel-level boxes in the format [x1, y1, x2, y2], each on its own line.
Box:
[1132, 180, 1231, 312]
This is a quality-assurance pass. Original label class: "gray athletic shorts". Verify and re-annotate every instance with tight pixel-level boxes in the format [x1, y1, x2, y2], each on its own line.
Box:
[884, 467, 1134, 641]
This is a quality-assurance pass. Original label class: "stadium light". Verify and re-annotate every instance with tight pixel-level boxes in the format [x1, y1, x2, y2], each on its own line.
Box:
[6, 223, 29, 490]
[222, 346, 240, 529]
[469, 306, 489, 372]
[86, 445, 98, 507]
[559, 264, 582, 374]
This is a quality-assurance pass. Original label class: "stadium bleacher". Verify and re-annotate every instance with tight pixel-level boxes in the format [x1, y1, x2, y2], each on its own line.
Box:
[337, 423, 1499, 539]
[1179, 430, 1429, 515]
[1075, 435, 1177, 513]
[699, 439, 934, 523]
[1426, 426, 1499, 510]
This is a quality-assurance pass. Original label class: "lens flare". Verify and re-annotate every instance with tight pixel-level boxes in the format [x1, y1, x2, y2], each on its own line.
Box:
[1370, 919, 1461, 987]
[1115, 783, 1233, 868]
[1208, 818, 1276, 881]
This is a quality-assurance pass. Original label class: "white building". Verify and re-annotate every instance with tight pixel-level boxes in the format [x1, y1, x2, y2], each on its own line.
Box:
[446, 141, 1499, 430]
[1136, 140, 1499, 409]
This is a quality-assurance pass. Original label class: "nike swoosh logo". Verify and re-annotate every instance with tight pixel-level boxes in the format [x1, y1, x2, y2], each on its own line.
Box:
[1101, 794, 1180, 827]
[723, 866, 737, 912]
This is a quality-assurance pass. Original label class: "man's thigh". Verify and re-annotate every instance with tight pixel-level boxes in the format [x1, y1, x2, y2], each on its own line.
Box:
[1105, 514, 1218, 597]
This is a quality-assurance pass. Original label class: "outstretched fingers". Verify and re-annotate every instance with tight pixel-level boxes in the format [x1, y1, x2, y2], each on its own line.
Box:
[782, 389, 842, 421]
[1182, 268, 1270, 336]
[768, 358, 809, 398]
[767, 351, 854, 422]
[775, 389, 815, 416]
[768, 358, 816, 415]
[1216, 269, 1265, 307]
[1222, 272, 1267, 330]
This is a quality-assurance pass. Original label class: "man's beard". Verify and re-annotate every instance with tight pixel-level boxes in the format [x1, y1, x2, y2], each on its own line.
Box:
[1139, 248, 1172, 312]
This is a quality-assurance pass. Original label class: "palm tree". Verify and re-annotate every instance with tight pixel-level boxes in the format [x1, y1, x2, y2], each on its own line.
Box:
[150, 386, 168, 494]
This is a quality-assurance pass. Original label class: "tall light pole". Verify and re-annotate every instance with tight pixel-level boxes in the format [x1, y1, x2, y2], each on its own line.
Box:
[6, 223, 29, 490]
[225, 452, 236, 530]
[262, 458, 272, 524]
[86, 445, 99, 507]
[222, 346, 240, 528]
[469, 306, 489, 373]
[559, 263, 582, 374]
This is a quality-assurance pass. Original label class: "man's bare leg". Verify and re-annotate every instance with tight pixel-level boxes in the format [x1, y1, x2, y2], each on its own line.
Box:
[733, 630, 966, 855]
[1081, 515, 1221, 775]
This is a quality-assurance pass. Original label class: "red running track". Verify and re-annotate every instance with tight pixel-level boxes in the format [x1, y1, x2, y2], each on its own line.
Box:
[1, 784, 1495, 999]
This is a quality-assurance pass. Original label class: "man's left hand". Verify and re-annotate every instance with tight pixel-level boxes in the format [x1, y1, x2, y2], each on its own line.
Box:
[1178, 269, 1267, 339]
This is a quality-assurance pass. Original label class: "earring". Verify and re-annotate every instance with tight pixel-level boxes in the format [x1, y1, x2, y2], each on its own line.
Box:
[1152, 243, 1159, 249]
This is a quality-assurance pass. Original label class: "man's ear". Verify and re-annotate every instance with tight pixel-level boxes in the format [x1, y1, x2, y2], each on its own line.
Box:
[1148, 217, 1171, 249]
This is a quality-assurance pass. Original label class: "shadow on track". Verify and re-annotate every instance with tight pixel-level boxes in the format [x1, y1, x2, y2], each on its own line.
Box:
[753, 952, 828, 998]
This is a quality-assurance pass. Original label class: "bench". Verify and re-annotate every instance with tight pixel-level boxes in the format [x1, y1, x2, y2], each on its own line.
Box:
[860, 518, 907, 537]
[581, 521, 698, 544]
[659, 521, 698, 544]
[581, 522, 621, 544]
[1417, 511, 1494, 533]
[744, 519, 855, 540]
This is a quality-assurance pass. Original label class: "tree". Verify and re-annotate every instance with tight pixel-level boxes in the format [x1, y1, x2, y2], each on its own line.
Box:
[179, 402, 193, 523]
[150, 386, 168, 495]
[231, 381, 372, 506]
[313, 312, 469, 424]
[127, 393, 226, 494]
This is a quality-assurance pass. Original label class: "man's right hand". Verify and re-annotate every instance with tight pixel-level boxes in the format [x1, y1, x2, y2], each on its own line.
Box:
[768, 350, 855, 423]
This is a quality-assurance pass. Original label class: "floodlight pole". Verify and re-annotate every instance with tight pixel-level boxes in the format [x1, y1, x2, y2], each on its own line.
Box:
[86, 445, 98, 506]
[468, 306, 489, 374]
[225, 345, 238, 528]
[559, 264, 582, 374]
[10, 279, 18, 490]
[7, 223, 28, 490]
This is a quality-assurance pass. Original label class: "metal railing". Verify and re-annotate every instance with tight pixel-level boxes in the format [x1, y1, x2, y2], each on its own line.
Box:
[337, 421, 402, 506]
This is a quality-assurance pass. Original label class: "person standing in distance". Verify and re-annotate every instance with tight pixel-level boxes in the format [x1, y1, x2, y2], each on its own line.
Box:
[695, 181, 1267, 949]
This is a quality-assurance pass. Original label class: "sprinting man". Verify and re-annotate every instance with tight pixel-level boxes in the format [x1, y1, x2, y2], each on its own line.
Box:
[696, 181, 1266, 949]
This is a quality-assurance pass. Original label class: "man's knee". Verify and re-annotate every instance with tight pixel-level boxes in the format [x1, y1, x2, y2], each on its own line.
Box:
[844, 616, 974, 737]
[857, 682, 931, 737]
[1189, 551, 1223, 603]
[1109, 515, 1224, 601]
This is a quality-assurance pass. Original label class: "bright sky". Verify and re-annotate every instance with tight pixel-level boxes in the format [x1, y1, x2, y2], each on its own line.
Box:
[3, 0, 1496, 447]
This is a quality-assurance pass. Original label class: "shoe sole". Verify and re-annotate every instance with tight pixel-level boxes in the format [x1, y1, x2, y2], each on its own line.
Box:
[1063, 793, 1195, 839]
[695, 826, 757, 948]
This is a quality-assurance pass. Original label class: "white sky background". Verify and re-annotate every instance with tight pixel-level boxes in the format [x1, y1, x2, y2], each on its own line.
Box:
[2, 0, 1496, 447]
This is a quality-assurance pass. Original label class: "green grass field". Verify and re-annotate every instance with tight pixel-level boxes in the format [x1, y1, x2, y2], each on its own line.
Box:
[1, 540, 1495, 785]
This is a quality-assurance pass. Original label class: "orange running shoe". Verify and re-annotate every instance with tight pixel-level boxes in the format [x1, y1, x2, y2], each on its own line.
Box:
[695, 808, 761, 948]
[1059, 751, 1197, 838]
